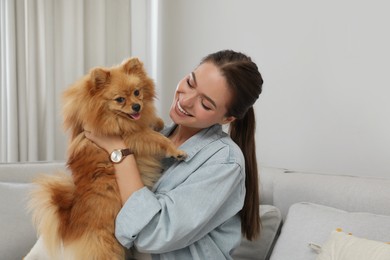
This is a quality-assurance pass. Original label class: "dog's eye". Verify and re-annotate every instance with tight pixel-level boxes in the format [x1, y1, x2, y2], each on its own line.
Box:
[115, 97, 125, 103]
[134, 90, 140, 96]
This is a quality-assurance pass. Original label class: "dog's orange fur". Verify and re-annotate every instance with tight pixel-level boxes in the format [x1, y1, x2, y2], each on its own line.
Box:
[29, 58, 185, 259]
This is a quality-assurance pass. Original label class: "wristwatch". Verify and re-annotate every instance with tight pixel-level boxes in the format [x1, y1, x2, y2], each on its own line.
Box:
[110, 148, 132, 163]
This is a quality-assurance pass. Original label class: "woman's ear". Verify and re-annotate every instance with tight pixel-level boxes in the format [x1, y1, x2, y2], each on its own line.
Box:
[221, 116, 236, 125]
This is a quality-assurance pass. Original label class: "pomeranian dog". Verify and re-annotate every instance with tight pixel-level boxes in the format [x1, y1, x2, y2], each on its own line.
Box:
[25, 57, 186, 260]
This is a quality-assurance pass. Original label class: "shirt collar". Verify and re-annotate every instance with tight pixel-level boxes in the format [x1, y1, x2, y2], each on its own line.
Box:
[162, 124, 224, 162]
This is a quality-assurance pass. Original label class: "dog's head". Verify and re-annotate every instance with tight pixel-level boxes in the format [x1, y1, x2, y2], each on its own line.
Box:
[63, 57, 158, 139]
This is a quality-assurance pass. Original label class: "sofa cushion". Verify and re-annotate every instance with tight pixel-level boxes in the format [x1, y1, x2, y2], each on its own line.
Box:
[272, 171, 390, 220]
[258, 166, 286, 205]
[269, 202, 390, 260]
[315, 230, 390, 260]
[0, 182, 36, 260]
[233, 205, 282, 260]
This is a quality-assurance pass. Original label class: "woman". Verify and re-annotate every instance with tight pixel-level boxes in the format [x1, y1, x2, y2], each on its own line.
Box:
[86, 49, 263, 259]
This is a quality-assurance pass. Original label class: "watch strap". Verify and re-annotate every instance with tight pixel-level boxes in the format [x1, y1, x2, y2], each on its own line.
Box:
[121, 148, 132, 157]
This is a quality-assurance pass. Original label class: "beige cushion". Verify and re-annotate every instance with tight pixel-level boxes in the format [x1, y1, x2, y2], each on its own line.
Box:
[316, 230, 390, 260]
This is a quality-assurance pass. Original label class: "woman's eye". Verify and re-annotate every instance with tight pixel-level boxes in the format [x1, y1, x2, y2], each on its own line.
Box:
[115, 97, 125, 103]
[186, 78, 194, 88]
[134, 90, 140, 96]
[201, 102, 211, 111]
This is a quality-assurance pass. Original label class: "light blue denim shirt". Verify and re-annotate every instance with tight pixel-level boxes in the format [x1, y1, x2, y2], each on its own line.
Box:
[115, 124, 246, 259]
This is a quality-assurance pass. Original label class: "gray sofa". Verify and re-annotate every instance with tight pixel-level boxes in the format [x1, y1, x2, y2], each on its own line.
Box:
[1, 162, 390, 260]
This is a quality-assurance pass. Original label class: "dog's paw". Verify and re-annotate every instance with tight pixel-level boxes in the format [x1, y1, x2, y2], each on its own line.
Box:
[170, 150, 187, 160]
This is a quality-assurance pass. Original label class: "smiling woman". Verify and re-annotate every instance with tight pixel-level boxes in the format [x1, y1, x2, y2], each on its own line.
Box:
[169, 62, 234, 131]
[0, 0, 132, 162]
[85, 50, 264, 259]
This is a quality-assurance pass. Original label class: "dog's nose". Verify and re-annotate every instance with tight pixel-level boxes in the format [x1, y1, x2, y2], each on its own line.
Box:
[132, 103, 141, 112]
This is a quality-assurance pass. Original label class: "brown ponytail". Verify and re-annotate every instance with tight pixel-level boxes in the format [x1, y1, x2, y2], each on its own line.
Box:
[229, 107, 260, 240]
[201, 50, 263, 241]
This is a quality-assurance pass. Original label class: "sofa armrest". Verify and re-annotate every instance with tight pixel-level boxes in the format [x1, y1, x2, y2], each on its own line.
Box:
[0, 161, 66, 183]
[0, 161, 67, 259]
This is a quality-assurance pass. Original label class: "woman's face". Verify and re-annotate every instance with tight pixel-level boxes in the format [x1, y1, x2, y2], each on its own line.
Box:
[169, 62, 235, 130]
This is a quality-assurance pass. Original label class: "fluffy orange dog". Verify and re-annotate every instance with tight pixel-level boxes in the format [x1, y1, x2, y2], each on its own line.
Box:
[25, 58, 185, 259]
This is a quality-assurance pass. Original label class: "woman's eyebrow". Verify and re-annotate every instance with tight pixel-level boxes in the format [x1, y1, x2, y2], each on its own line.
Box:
[191, 72, 197, 85]
[191, 72, 217, 109]
[203, 95, 217, 109]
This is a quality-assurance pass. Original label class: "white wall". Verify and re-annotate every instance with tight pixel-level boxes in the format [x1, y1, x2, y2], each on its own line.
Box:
[152, 0, 390, 178]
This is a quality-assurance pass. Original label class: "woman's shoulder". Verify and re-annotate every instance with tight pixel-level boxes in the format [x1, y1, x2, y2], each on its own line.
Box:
[196, 125, 245, 166]
[215, 132, 245, 164]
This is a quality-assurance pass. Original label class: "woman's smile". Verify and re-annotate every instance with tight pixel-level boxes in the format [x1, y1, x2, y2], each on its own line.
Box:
[176, 100, 192, 116]
[169, 62, 235, 129]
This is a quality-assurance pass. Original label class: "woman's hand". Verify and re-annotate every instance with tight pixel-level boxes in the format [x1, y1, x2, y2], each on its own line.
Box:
[84, 127, 144, 204]
[84, 130, 126, 154]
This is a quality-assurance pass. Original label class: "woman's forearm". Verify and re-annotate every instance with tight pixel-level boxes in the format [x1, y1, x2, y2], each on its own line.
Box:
[114, 154, 144, 204]
[83, 131, 144, 204]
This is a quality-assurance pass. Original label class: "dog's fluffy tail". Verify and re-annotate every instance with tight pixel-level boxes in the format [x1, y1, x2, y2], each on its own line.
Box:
[28, 172, 75, 259]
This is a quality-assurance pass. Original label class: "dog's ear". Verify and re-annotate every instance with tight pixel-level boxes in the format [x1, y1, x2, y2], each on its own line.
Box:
[122, 57, 144, 74]
[90, 68, 110, 92]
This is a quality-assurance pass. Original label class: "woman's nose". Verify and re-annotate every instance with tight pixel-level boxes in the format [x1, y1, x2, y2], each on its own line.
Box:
[181, 92, 197, 106]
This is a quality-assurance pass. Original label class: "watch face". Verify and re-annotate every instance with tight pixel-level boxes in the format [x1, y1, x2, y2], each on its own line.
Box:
[110, 150, 122, 163]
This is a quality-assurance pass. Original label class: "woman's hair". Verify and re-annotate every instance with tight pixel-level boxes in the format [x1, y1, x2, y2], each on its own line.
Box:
[201, 50, 263, 240]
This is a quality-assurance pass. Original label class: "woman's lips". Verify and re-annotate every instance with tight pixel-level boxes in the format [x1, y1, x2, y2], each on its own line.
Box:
[176, 100, 191, 116]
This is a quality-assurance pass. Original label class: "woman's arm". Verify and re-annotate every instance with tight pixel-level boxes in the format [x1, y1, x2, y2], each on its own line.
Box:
[84, 131, 144, 204]
[116, 161, 245, 251]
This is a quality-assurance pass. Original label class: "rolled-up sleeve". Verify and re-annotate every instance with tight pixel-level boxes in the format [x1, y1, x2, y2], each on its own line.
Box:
[115, 187, 161, 248]
[115, 158, 245, 253]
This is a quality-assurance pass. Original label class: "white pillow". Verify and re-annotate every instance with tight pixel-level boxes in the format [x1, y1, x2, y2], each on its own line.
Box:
[269, 202, 390, 260]
[315, 230, 390, 260]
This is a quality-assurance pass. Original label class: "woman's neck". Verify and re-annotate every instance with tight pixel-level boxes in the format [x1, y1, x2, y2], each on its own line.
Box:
[169, 125, 201, 147]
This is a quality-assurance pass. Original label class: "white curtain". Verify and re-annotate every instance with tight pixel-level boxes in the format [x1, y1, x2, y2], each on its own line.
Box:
[0, 0, 132, 162]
